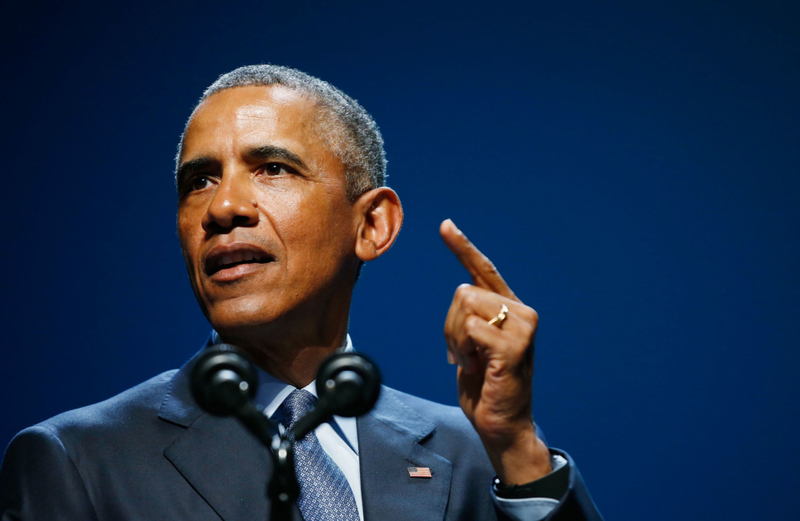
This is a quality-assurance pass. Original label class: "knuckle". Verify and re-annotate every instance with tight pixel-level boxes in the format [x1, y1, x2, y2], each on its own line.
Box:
[521, 305, 539, 325]
[454, 283, 472, 300]
[444, 317, 457, 338]
[464, 314, 482, 333]
[522, 324, 538, 348]
[481, 260, 499, 277]
[520, 328, 535, 348]
[506, 337, 530, 359]
[463, 292, 480, 310]
[455, 284, 477, 307]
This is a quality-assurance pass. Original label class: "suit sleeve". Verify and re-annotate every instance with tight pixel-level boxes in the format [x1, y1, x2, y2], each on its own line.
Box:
[492, 449, 604, 521]
[0, 426, 100, 521]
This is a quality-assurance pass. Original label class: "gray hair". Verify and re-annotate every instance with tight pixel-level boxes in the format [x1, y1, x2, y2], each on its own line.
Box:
[176, 64, 387, 200]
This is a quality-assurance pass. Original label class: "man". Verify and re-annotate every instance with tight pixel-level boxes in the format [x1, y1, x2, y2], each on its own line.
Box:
[0, 65, 602, 520]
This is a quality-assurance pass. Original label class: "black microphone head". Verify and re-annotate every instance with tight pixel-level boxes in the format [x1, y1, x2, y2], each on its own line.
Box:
[191, 344, 258, 416]
[315, 352, 381, 417]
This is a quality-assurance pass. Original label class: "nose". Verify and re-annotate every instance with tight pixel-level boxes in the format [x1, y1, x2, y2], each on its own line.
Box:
[202, 173, 259, 232]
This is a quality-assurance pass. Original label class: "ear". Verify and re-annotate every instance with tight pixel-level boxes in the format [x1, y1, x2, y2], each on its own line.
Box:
[353, 187, 403, 262]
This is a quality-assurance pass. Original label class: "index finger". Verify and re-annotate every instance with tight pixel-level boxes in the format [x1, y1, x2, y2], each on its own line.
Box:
[440, 218, 518, 301]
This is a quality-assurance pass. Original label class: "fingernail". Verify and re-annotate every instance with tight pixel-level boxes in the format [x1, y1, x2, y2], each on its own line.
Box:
[447, 350, 457, 365]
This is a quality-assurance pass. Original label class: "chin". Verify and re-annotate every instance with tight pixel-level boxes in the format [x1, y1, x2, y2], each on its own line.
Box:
[205, 297, 285, 335]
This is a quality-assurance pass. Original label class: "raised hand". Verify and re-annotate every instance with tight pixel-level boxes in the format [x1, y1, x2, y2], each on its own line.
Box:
[440, 219, 552, 485]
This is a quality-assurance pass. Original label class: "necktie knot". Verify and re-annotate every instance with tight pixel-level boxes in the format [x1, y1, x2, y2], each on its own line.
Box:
[279, 388, 318, 428]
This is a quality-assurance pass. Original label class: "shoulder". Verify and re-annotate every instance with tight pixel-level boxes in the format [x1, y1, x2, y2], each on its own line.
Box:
[379, 386, 476, 436]
[379, 386, 549, 446]
[40, 370, 176, 433]
[0, 370, 189, 515]
[6, 370, 180, 465]
[374, 386, 488, 461]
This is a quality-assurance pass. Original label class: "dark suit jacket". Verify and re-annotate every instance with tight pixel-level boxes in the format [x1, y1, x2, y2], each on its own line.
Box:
[0, 351, 602, 520]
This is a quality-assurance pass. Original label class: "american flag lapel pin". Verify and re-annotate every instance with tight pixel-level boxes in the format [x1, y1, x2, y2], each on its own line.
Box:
[407, 466, 432, 478]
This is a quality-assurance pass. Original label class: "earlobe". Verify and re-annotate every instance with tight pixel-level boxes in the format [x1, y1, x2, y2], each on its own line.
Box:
[354, 187, 403, 262]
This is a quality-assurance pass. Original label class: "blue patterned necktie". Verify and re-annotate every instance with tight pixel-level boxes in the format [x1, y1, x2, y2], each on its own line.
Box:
[278, 389, 360, 521]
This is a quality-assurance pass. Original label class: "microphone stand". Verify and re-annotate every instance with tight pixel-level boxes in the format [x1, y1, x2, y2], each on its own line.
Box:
[225, 392, 344, 520]
[268, 436, 299, 521]
[234, 403, 299, 521]
[260, 394, 339, 520]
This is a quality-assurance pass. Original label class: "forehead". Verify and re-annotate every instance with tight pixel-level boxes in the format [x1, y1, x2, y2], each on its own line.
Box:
[181, 85, 330, 163]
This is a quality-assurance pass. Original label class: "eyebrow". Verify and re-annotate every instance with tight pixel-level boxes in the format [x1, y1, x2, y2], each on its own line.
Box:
[176, 157, 216, 188]
[244, 145, 307, 170]
[176, 145, 308, 188]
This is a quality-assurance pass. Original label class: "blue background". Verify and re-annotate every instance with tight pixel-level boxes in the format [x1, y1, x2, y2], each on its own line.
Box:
[2, 1, 798, 519]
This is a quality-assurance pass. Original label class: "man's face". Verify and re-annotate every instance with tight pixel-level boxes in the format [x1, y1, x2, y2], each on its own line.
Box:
[177, 85, 361, 338]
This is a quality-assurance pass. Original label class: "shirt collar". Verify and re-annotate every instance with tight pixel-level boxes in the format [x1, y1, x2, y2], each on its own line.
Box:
[206, 332, 359, 452]
[253, 334, 354, 415]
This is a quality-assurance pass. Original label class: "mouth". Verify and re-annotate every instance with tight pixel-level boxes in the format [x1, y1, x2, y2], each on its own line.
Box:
[204, 244, 275, 278]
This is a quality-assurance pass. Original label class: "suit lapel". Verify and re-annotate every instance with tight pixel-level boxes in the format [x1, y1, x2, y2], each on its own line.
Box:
[158, 351, 300, 521]
[358, 388, 453, 521]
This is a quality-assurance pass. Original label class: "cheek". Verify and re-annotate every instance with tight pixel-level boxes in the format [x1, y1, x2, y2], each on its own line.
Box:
[273, 192, 352, 265]
[177, 213, 202, 274]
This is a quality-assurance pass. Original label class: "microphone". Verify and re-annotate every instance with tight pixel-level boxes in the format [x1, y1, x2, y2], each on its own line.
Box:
[288, 352, 381, 440]
[191, 344, 259, 416]
[190, 344, 381, 440]
[191, 344, 282, 445]
[190, 344, 381, 521]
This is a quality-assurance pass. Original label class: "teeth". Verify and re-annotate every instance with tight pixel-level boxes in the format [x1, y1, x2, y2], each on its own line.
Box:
[215, 250, 269, 271]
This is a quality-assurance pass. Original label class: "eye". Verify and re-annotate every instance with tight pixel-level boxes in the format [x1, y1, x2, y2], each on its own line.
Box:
[190, 175, 213, 191]
[260, 163, 295, 176]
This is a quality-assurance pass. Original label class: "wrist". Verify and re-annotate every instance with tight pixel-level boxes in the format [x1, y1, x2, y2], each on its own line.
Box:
[493, 453, 569, 500]
[483, 424, 552, 485]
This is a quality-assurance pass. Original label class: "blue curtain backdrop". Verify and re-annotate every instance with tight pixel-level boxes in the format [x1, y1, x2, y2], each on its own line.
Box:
[2, 1, 798, 519]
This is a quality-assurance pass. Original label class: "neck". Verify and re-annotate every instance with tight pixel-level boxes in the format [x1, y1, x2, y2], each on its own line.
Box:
[214, 294, 352, 388]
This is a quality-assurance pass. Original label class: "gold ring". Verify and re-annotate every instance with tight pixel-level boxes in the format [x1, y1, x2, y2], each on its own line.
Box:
[487, 304, 509, 328]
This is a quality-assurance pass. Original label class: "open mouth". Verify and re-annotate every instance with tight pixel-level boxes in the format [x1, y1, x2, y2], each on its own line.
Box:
[205, 248, 275, 276]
